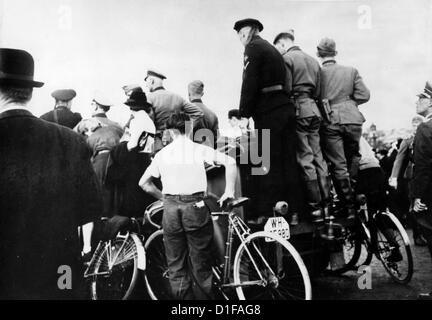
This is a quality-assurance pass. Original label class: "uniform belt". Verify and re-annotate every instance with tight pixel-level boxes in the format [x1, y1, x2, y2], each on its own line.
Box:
[164, 192, 206, 202]
[261, 85, 283, 93]
[329, 96, 351, 105]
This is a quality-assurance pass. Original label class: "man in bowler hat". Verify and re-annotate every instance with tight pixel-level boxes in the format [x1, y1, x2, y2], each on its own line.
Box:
[40, 88, 82, 129]
[0, 48, 102, 299]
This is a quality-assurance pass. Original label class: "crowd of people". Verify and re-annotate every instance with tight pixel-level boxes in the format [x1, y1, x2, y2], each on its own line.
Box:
[0, 17, 432, 300]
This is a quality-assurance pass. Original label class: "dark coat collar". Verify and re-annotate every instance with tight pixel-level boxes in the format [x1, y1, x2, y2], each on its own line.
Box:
[0, 108, 34, 121]
[322, 59, 337, 66]
[286, 45, 301, 53]
[93, 113, 107, 118]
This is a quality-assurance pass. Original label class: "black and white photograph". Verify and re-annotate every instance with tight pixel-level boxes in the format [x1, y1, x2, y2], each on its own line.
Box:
[0, 0, 432, 306]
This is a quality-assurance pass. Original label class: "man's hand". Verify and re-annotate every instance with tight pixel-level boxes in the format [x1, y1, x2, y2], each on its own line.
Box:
[413, 198, 428, 213]
[218, 192, 234, 207]
[389, 177, 398, 189]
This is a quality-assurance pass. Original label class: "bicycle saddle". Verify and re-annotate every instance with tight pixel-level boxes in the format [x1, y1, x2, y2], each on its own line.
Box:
[228, 197, 250, 209]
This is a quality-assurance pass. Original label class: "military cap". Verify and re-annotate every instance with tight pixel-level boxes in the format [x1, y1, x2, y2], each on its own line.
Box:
[51, 89, 76, 101]
[317, 37, 337, 55]
[273, 29, 295, 44]
[93, 92, 113, 107]
[233, 18, 264, 32]
[417, 81, 432, 99]
[188, 80, 204, 95]
[145, 69, 166, 81]
[0, 48, 44, 88]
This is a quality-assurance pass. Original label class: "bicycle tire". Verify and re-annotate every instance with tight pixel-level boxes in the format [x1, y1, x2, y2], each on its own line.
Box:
[233, 231, 312, 300]
[90, 233, 142, 300]
[375, 212, 413, 284]
[144, 230, 173, 300]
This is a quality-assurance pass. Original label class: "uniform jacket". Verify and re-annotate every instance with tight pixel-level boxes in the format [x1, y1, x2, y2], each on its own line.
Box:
[412, 117, 432, 203]
[320, 60, 370, 125]
[75, 114, 124, 156]
[240, 35, 289, 118]
[282, 46, 321, 119]
[191, 99, 219, 142]
[391, 135, 415, 180]
[147, 87, 204, 131]
[0, 109, 101, 299]
[40, 106, 82, 129]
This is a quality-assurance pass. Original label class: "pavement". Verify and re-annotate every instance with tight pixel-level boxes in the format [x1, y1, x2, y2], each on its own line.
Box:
[312, 229, 432, 300]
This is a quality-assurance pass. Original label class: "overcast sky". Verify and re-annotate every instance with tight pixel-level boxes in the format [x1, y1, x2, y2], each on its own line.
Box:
[1, 0, 431, 131]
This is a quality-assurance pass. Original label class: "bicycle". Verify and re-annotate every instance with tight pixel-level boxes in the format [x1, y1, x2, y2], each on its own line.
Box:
[144, 197, 312, 300]
[324, 194, 413, 283]
[83, 201, 164, 300]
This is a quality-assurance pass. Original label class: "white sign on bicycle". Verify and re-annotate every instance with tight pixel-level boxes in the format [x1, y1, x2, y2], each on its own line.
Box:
[264, 217, 290, 242]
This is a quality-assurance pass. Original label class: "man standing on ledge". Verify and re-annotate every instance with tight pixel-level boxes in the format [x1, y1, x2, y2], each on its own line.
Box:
[40, 89, 82, 129]
[317, 37, 370, 219]
[145, 69, 203, 152]
[234, 18, 301, 222]
[274, 30, 330, 223]
[188, 80, 219, 147]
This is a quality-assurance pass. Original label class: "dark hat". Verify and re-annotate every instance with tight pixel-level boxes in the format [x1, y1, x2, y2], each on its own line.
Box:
[124, 90, 152, 111]
[233, 18, 264, 32]
[51, 89, 76, 101]
[317, 37, 337, 55]
[417, 81, 432, 99]
[188, 80, 204, 95]
[228, 109, 241, 119]
[273, 30, 295, 44]
[145, 69, 166, 81]
[0, 48, 44, 88]
[122, 84, 143, 96]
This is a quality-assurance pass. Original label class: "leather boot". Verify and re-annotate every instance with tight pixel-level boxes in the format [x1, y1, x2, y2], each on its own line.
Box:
[305, 180, 324, 223]
[318, 175, 332, 219]
[334, 178, 356, 220]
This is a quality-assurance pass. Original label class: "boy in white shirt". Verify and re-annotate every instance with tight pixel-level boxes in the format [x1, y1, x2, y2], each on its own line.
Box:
[139, 112, 237, 299]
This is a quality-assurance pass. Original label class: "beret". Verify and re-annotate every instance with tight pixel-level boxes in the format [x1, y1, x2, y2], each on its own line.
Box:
[51, 89, 76, 101]
[234, 18, 263, 32]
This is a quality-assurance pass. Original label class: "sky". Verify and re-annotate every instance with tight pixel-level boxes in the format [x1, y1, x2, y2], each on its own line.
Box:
[0, 0, 431, 132]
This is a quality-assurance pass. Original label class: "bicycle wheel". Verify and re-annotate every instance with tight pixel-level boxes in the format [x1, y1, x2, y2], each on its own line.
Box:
[90, 233, 142, 300]
[233, 231, 312, 300]
[375, 212, 413, 284]
[144, 230, 173, 300]
[325, 224, 362, 274]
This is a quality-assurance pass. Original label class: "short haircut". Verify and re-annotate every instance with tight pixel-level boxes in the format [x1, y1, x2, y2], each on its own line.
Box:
[0, 85, 33, 104]
[317, 49, 336, 58]
[273, 32, 295, 45]
[228, 109, 241, 119]
[166, 112, 190, 134]
[94, 101, 110, 112]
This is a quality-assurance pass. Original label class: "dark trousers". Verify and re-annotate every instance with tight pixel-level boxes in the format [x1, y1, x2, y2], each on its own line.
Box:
[92, 152, 111, 216]
[413, 209, 432, 261]
[296, 116, 329, 182]
[162, 196, 214, 300]
[321, 124, 362, 180]
[252, 104, 303, 216]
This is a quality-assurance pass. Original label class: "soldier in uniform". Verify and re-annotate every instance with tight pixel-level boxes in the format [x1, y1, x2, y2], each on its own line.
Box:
[317, 38, 370, 219]
[274, 30, 330, 222]
[40, 89, 82, 129]
[188, 80, 219, 147]
[74, 94, 124, 216]
[412, 81, 432, 300]
[234, 18, 301, 221]
[144, 69, 204, 152]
